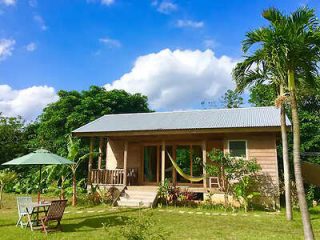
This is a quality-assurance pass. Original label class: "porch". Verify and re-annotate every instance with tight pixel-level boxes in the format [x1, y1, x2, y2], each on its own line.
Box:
[86, 133, 225, 192]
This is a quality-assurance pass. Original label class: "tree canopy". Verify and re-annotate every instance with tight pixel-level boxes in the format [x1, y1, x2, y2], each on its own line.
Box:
[31, 86, 151, 156]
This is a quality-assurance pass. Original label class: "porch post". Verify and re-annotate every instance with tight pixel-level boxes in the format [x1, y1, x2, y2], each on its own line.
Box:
[105, 138, 108, 170]
[190, 144, 193, 183]
[98, 137, 103, 169]
[156, 145, 160, 183]
[161, 141, 165, 184]
[172, 145, 176, 184]
[123, 141, 128, 186]
[202, 140, 207, 189]
[88, 137, 94, 184]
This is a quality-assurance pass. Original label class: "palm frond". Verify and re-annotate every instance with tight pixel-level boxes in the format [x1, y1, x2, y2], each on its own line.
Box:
[262, 7, 286, 26]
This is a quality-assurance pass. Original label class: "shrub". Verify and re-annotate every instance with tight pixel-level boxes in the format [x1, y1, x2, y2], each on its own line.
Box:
[158, 179, 197, 207]
[120, 212, 168, 240]
[206, 149, 261, 211]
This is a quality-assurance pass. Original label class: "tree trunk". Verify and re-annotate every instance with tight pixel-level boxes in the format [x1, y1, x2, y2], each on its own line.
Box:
[72, 170, 77, 207]
[288, 70, 314, 239]
[280, 85, 292, 220]
[0, 183, 3, 209]
[60, 176, 66, 200]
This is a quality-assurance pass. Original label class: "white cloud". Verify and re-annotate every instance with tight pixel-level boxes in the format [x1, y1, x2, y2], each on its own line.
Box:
[0, 0, 15, 6]
[101, 0, 114, 5]
[105, 49, 237, 110]
[28, 0, 37, 8]
[99, 37, 121, 48]
[0, 39, 15, 61]
[176, 20, 204, 28]
[33, 15, 47, 31]
[154, 0, 177, 14]
[203, 39, 217, 49]
[0, 85, 58, 120]
[87, 0, 115, 6]
[25, 42, 37, 52]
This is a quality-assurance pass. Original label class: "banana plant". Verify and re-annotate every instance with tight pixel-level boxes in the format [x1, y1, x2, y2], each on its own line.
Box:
[66, 135, 91, 207]
[0, 170, 17, 208]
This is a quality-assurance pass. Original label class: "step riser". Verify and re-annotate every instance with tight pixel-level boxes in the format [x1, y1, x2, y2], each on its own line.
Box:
[125, 191, 157, 195]
[117, 188, 158, 208]
[123, 194, 157, 199]
[120, 197, 155, 202]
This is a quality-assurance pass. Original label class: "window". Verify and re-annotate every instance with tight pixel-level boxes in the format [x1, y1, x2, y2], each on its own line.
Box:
[228, 140, 247, 158]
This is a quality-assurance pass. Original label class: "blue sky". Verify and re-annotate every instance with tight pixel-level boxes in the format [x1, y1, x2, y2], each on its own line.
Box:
[0, 0, 319, 120]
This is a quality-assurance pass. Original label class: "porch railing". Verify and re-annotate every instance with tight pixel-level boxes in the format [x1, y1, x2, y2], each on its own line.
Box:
[90, 168, 138, 186]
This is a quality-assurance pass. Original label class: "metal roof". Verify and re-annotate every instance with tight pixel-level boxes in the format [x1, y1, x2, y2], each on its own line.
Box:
[73, 106, 291, 134]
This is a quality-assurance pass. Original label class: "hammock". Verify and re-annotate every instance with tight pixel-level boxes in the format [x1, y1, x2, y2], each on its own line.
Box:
[167, 152, 204, 182]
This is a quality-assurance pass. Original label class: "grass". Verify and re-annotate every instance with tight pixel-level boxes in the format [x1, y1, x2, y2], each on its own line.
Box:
[1, 193, 320, 239]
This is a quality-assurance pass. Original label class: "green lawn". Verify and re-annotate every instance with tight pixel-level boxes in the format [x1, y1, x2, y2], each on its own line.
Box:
[1, 193, 320, 240]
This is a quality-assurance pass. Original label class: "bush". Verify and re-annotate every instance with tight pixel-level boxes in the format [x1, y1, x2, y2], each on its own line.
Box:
[158, 179, 196, 207]
[119, 212, 168, 240]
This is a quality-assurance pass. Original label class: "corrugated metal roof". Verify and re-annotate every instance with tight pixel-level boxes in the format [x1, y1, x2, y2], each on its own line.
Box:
[73, 106, 291, 133]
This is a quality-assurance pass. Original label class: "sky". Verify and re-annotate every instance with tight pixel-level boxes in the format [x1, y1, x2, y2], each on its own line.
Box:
[0, 0, 319, 120]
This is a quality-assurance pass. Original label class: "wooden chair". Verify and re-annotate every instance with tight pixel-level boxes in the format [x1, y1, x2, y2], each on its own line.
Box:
[16, 196, 33, 229]
[40, 200, 67, 234]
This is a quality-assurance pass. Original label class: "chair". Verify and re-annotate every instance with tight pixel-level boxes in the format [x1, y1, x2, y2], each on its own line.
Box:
[209, 177, 223, 189]
[40, 200, 68, 234]
[16, 196, 33, 228]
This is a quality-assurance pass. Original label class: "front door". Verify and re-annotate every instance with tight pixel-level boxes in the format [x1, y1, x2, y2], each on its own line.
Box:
[143, 145, 157, 183]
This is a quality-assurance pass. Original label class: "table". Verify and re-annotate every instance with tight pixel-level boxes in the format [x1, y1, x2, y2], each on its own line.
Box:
[27, 202, 51, 231]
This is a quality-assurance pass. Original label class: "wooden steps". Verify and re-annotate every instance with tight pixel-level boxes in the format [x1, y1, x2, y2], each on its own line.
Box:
[117, 186, 158, 208]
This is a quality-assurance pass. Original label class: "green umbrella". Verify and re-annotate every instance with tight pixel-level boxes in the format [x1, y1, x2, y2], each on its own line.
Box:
[2, 149, 74, 202]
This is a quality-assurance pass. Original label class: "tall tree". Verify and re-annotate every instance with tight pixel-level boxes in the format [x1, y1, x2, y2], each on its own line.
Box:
[0, 114, 28, 165]
[232, 20, 293, 221]
[222, 89, 243, 108]
[31, 86, 151, 180]
[235, 7, 320, 239]
[33, 86, 151, 156]
[249, 84, 277, 107]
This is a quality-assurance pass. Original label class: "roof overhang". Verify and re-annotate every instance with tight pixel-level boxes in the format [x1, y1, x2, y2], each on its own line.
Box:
[72, 126, 284, 137]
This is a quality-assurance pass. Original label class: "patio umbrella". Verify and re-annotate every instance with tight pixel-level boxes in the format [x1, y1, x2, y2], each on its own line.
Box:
[2, 149, 74, 202]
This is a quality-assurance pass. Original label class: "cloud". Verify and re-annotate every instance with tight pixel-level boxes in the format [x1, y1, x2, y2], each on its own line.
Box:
[176, 20, 204, 28]
[101, 0, 114, 5]
[33, 15, 47, 31]
[153, 0, 177, 14]
[87, 0, 115, 6]
[0, 39, 15, 61]
[25, 42, 37, 52]
[99, 37, 121, 48]
[203, 39, 217, 49]
[28, 0, 37, 8]
[105, 49, 237, 110]
[0, 85, 58, 120]
[0, 0, 15, 6]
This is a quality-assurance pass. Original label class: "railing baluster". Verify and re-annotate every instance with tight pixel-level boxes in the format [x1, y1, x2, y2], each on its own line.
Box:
[90, 168, 134, 185]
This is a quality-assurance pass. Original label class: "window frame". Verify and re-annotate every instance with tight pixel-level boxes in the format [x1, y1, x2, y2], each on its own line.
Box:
[227, 140, 248, 159]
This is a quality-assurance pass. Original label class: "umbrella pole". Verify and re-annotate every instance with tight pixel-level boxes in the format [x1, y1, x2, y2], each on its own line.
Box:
[38, 165, 42, 203]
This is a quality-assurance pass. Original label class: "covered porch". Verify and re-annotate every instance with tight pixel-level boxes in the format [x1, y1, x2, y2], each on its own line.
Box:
[85, 132, 225, 191]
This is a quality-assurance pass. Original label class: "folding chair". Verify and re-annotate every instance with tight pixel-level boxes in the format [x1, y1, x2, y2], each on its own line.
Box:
[16, 196, 33, 229]
[40, 200, 67, 234]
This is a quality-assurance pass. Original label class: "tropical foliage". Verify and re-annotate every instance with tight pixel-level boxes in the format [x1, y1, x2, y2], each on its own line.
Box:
[233, 6, 320, 238]
[0, 170, 17, 208]
[206, 149, 261, 211]
[0, 86, 151, 201]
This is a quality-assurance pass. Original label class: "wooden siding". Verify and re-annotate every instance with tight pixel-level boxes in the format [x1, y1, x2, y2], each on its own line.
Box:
[106, 132, 279, 188]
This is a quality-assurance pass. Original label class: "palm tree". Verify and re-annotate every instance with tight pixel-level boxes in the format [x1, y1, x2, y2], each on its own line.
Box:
[234, 7, 320, 239]
[232, 22, 293, 221]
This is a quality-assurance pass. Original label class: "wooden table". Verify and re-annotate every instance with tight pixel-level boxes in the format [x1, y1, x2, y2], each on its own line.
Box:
[27, 202, 51, 231]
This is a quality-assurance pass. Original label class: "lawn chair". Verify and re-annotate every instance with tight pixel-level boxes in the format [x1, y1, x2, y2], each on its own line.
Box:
[40, 199, 67, 234]
[16, 196, 33, 228]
